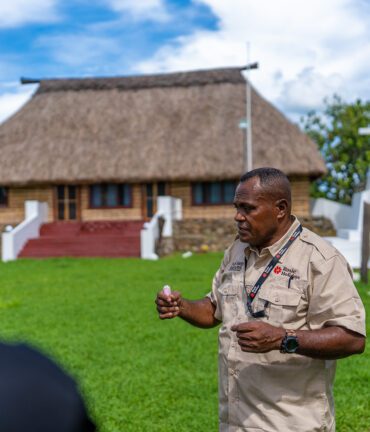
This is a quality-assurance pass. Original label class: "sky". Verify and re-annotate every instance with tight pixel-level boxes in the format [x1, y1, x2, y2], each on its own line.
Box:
[0, 0, 370, 124]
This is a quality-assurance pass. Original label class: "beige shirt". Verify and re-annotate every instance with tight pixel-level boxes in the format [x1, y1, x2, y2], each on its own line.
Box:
[207, 217, 366, 432]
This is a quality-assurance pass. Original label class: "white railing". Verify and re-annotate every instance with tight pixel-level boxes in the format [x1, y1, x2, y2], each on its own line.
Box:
[311, 189, 370, 241]
[2, 201, 48, 262]
[140, 211, 164, 260]
[311, 198, 352, 231]
[311, 174, 370, 268]
[140, 196, 182, 260]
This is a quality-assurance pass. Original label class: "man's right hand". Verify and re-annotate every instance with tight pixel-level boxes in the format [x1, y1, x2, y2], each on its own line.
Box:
[155, 290, 182, 319]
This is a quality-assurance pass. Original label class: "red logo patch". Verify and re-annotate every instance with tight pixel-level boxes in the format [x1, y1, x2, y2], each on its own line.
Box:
[274, 266, 282, 274]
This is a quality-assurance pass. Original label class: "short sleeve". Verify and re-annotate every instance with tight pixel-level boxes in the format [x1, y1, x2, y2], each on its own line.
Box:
[307, 254, 366, 336]
[206, 247, 232, 322]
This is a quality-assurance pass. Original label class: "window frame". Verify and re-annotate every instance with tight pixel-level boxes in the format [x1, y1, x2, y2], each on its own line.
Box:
[88, 183, 133, 209]
[0, 186, 8, 208]
[191, 181, 237, 206]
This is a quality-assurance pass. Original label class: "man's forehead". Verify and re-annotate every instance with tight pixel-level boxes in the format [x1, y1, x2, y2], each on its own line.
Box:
[234, 178, 264, 202]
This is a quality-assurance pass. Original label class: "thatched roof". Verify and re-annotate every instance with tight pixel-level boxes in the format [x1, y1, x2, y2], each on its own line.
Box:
[0, 67, 325, 185]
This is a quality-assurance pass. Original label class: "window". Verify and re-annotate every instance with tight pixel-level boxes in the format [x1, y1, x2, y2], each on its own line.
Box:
[89, 184, 132, 208]
[192, 181, 237, 205]
[157, 182, 167, 196]
[0, 187, 8, 207]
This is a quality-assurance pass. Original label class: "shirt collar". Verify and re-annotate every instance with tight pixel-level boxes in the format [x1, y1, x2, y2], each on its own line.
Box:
[245, 216, 300, 258]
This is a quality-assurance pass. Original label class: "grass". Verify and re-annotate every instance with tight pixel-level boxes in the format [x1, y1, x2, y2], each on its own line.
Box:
[334, 275, 370, 432]
[0, 254, 368, 431]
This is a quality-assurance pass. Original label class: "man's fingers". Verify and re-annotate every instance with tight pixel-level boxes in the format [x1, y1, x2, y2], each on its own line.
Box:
[237, 339, 257, 349]
[231, 323, 256, 333]
[159, 310, 180, 320]
[155, 290, 182, 320]
[157, 305, 179, 314]
[156, 295, 176, 304]
[156, 290, 181, 305]
[155, 296, 178, 307]
[237, 333, 253, 341]
[237, 339, 269, 353]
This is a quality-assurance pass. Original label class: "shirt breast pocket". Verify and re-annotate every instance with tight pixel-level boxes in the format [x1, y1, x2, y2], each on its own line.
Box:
[218, 282, 239, 320]
[258, 286, 303, 325]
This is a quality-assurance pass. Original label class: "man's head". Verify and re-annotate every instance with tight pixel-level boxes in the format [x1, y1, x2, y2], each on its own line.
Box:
[234, 167, 292, 248]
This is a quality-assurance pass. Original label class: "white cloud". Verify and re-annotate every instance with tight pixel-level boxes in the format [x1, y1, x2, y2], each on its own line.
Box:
[0, 84, 37, 124]
[36, 34, 121, 69]
[136, 0, 370, 117]
[0, 0, 59, 27]
[278, 68, 343, 114]
[105, 0, 169, 21]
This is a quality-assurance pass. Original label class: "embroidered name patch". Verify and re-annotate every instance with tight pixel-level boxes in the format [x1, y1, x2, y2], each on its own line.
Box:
[228, 261, 244, 272]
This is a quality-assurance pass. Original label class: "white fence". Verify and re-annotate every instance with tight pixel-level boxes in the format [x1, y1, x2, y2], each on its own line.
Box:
[141, 196, 182, 260]
[2, 201, 48, 262]
[311, 188, 370, 241]
[311, 179, 370, 268]
[311, 198, 352, 230]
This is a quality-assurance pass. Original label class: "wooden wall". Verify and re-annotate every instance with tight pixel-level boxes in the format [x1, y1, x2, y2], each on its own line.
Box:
[80, 184, 142, 221]
[0, 184, 144, 224]
[0, 186, 53, 225]
[290, 177, 310, 217]
[0, 177, 311, 226]
[170, 178, 311, 219]
[170, 182, 235, 219]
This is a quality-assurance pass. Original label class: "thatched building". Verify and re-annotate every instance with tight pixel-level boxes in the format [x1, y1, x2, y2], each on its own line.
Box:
[0, 67, 325, 240]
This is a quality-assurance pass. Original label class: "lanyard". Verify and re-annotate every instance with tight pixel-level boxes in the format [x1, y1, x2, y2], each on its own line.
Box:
[243, 224, 302, 318]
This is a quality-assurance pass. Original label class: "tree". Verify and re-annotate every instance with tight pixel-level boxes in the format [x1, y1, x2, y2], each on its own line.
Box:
[300, 95, 370, 205]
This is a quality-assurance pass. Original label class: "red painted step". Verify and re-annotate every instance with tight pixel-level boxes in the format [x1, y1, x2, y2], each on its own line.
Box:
[19, 221, 144, 258]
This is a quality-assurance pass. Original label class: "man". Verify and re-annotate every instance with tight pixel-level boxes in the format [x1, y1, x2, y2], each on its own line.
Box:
[0, 342, 95, 432]
[156, 167, 366, 432]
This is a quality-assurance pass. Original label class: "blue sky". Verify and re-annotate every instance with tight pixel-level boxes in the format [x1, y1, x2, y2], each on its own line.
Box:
[1, 0, 370, 123]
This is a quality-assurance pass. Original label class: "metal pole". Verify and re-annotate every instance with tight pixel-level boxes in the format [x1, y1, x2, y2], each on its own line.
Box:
[359, 127, 370, 282]
[360, 202, 369, 284]
[245, 43, 252, 173]
[240, 45, 258, 173]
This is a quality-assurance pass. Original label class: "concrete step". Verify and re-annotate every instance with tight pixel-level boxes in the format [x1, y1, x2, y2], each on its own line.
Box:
[41, 221, 144, 236]
[20, 220, 144, 258]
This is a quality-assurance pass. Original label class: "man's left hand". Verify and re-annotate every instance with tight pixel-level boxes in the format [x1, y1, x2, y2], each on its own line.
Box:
[231, 321, 285, 353]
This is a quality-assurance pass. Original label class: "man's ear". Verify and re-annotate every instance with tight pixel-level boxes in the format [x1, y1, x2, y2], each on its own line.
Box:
[275, 199, 288, 219]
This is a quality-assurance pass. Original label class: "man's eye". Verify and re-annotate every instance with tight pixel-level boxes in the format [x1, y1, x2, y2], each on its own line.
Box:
[234, 205, 249, 212]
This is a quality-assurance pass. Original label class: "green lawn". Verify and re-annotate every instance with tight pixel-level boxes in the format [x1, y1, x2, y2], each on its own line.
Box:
[0, 254, 368, 431]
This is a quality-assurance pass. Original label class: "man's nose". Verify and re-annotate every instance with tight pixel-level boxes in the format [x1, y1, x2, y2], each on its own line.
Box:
[234, 209, 245, 221]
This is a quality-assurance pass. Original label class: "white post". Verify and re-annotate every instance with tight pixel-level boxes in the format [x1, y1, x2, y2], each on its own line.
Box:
[157, 196, 183, 237]
[245, 42, 252, 173]
[140, 196, 183, 260]
[241, 45, 258, 173]
[2, 201, 48, 261]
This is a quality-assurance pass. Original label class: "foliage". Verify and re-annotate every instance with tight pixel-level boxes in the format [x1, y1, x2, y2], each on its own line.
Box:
[300, 95, 370, 204]
[0, 256, 368, 431]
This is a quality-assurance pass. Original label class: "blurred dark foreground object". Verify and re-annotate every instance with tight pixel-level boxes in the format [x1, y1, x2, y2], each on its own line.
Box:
[0, 342, 96, 432]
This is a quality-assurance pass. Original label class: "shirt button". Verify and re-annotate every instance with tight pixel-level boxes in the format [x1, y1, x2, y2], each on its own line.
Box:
[230, 369, 235, 375]
[274, 297, 280, 303]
